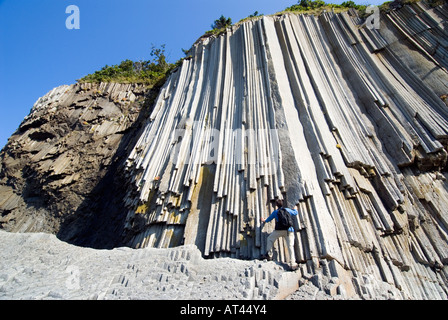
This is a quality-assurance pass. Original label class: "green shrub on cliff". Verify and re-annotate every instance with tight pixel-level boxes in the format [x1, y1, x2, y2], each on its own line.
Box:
[285, 0, 367, 14]
[78, 45, 175, 85]
[204, 15, 234, 37]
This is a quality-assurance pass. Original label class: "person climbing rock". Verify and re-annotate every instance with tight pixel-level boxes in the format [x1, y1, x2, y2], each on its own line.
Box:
[260, 199, 299, 271]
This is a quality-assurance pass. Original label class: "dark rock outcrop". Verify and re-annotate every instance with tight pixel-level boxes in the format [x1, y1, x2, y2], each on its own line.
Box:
[0, 82, 154, 248]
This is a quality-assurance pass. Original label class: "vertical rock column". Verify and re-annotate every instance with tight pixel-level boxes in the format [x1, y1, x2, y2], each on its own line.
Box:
[123, 7, 448, 299]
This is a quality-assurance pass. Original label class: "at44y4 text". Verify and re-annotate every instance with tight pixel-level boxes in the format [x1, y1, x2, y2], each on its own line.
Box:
[220, 304, 267, 315]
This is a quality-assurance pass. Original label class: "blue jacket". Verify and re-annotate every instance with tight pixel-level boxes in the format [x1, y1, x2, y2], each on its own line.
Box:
[265, 207, 297, 232]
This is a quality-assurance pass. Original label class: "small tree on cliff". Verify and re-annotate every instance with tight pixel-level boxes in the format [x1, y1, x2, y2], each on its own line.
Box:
[211, 15, 232, 30]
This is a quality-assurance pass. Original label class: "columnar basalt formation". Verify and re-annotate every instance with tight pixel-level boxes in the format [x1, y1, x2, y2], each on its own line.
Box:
[123, 4, 448, 299]
[1, 3, 448, 299]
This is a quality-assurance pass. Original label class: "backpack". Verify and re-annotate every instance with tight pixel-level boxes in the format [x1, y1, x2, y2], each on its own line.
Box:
[275, 207, 294, 231]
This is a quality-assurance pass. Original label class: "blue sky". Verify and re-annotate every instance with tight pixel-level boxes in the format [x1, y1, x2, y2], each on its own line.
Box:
[0, 0, 384, 149]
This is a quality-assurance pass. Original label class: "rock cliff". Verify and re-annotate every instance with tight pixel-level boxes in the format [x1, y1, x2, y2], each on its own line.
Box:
[1, 2, 448, 299]
[0, 82, 154, 247]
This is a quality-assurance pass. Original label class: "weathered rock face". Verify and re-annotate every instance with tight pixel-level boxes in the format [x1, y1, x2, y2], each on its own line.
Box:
[1, 3, 448, 299]
[0, 230, 300, 300]
[0, 82, 152, 247]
